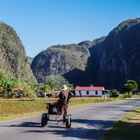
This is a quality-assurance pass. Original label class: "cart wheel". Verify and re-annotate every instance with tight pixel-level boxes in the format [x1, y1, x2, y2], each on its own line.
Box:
[41, 113, 48, 127]
[66, 115, 71, 128]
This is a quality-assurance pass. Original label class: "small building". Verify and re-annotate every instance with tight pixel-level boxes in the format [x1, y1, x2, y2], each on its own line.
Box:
[75, 86, 110, 97]
[11, 88, 25, 98]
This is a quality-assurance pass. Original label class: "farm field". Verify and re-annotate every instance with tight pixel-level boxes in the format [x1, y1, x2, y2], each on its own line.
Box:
[0, 97, 120, 121]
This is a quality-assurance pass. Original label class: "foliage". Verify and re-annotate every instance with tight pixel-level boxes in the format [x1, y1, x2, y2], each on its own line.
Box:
[0, 75, 16, 97]
[44, 84, 51, 91]
[13, 80, 35, 98]
[37, 83, 45, 92]
[124, 80, 138, 94]
[123, 92, 132, 98]
[110, 89, 119, 98]
[0, 74, 36, 98]
[45, 74, 69, 91]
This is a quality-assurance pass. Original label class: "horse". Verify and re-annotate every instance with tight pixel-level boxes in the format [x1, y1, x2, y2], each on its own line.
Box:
[55, 90, 73, 123]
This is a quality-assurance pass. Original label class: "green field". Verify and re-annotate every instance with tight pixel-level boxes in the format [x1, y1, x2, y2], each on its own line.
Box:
[0, 97, 120, 121]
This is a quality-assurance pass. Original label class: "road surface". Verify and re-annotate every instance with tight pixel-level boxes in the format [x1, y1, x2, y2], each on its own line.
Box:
[0, 99, 140, 140]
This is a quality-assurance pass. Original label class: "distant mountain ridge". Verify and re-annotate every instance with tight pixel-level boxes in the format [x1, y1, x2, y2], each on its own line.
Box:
[86, 18, 140, 89]
[0, 23, 37, 83]
[31, 44, 90, 82]
[31, 18, 140, 89]
[78, 36, 106, 48]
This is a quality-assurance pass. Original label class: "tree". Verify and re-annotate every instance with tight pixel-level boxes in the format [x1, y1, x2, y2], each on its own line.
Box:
[124, 80, 138, 95]
[45, 74, 69, 91]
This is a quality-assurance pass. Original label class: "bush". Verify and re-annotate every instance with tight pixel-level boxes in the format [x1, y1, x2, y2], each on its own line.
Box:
[123, 92, 132, 98]
[110, 89, 119, 98]
[0, 74, 36, 98]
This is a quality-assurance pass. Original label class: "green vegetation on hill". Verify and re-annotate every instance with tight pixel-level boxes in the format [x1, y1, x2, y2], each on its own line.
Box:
[0, 22, 36, 83]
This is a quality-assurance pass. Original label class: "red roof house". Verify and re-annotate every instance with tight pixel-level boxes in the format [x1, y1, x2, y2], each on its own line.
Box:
[74, 86, 107, 97]
[75, 86, 105, 91]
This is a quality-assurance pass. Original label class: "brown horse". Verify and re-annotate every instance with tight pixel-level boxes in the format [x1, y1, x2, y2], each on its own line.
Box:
[55, 90, 73, 123]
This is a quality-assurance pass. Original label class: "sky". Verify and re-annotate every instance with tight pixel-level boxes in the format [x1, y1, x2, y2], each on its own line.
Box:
[0, 0, 140, 57]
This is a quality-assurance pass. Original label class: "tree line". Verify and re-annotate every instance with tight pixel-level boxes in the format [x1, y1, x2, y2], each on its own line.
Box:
[0, 74, 72, 98]
[0, 72, 139, 98]
[110, 80, 139, 98]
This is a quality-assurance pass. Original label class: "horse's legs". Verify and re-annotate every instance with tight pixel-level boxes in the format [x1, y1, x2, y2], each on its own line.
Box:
[63, 106, 68, 124]
[55, 105, 60, 122]
[55, 114, 59, 122]
[55, 105, 63, 123]
[55, 105, 68, 124]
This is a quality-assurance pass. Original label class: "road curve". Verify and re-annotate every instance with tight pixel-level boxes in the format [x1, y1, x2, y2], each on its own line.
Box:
[0, 99, 140, 140]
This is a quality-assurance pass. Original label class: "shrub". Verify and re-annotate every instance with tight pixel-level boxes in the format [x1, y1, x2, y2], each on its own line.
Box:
[110, 89, 119, 98]
[123, 92, 132, 98]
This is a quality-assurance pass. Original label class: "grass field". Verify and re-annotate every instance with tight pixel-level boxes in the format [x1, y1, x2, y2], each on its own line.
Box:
[0, 97, 120, 121]
[101, 107, 140, 140]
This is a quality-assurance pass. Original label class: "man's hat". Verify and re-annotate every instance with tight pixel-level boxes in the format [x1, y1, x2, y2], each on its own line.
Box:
[60, 84, 68, 90]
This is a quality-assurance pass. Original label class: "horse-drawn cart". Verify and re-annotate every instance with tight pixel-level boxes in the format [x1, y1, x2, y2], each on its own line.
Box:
[41, 101, 72, 128]
[41, 85, 73, 128]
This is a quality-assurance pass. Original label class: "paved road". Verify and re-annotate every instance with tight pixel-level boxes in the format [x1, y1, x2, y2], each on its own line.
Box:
[0, 99, 140, 140]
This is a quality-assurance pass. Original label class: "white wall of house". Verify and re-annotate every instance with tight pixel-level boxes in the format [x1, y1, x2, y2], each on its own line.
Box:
[75, 90, 104, 97]
[75, 91, 80, 96]
[81, 91, 87, 96]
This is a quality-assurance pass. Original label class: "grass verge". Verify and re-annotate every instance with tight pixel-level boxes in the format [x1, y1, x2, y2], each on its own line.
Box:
[101, 107, 140, 140]
[0, 97, 121, 121]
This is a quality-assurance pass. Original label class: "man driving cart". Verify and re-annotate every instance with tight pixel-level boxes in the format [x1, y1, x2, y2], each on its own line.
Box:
[41, 84, 74, 128]
[56, 84, 73, 123]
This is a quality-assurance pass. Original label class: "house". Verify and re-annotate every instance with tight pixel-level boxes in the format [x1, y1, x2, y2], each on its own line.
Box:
[75, 86, 110, 97]
[11, 88, 25, 98]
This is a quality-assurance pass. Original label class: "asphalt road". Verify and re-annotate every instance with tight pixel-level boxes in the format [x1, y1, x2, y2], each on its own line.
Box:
[0, 99, 140, 140]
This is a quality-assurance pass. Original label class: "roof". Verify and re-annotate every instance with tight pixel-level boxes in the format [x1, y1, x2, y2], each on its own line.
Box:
[75, 86, 105, 91]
